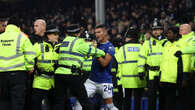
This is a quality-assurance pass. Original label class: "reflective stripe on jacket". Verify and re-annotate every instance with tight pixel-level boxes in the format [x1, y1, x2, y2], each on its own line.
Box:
[55, 36, 105, 75]
[116, 43, 146, 88]
[0, 24, 35, 72]
[138, 37, 167, 80]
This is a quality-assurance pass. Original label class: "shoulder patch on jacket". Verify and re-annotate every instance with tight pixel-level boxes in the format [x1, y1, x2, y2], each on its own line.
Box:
[162, 40, 168, 47]
[127, 47, 140, 52]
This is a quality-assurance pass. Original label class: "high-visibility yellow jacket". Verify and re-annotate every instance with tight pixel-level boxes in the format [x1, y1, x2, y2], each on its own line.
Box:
[160, 41, 181, 83]
[32, 41, 60, 90]
[82, 56, 93, 72]
[116, 43, 146, 88]
[0, 24, 35, 72]
[81, 42, 93, 72]
[176, 32, 194, 72]
[138, 36, 167, 80]
[180, 32, 195, 71]
[55, 36, 105, 75]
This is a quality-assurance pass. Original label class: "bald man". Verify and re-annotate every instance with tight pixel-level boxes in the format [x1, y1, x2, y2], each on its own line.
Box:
[179, 24, 192, 35]
[25, 19, 47, 110]
[29, 19, 46, 45]
[174, 24, 195, 110]
[177, 24, 195, 54]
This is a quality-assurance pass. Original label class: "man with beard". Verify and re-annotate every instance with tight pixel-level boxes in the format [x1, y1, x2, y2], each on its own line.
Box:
[138, 18, 167, 110]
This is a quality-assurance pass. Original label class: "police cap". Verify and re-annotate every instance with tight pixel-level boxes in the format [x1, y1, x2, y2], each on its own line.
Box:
[152, 18, 163, 29]
[126, 27, 138, 39]
[45, 24, 60, 34]
[66, 24, 81, 34]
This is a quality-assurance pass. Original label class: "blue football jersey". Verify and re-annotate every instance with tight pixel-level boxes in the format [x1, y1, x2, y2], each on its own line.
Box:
[89, 41, 115, 83]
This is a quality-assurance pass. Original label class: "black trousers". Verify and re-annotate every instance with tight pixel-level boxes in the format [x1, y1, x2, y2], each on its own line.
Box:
[178, 79, 194, 110]
[147, 79, 159, 110]
[124, 88, 143, 110]
[113, 85, 123, 110]
[159, 82, 177, 110]
[31, 88, 54, 110]
[0, 71, 27, 110]
[53, 74, 94, 110]
[24, 73, 34, 110]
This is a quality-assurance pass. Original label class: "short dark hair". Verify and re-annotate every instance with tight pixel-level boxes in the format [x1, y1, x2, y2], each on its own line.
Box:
[7, 16, 20, 27]
[95, 24, 108, 30]
[168, 26, 179, 34]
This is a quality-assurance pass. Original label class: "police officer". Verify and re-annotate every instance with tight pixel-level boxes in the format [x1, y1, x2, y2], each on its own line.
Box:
[174, 24, 195, 110]
[159, 26, 180, 110]
[115, 27, 146, 110]
[81, 31, 94, 79]
[0, 16, 35, 110]
[112, 55, 123, 110]
[138, 18, 167, 110]
[31, 24, 60, 110]
[53, 24, 105, 110]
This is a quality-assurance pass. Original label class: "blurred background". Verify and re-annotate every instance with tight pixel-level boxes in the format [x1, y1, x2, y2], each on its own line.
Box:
[0, 0, 194, 46]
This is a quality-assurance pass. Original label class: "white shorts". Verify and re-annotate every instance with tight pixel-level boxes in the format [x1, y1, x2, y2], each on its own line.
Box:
[84, 79, 113, 99]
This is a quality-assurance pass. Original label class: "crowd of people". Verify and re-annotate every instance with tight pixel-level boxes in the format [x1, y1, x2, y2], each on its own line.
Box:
[0, 0, 194, 42]
[0, 0, 195, 110]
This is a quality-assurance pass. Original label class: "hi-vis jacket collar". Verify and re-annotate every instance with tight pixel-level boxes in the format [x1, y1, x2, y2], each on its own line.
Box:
[5, 24, 20, 33]
[182, 32, 194, 38]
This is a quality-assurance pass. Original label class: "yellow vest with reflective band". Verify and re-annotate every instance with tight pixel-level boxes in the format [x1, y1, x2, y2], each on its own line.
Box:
[81, 42, 93, 72]
[176, 32, 194, 72]
[34, 42, 59, 72]
[55, 36, 105, 75]
[116, 43, 146, 88]
[114, 47, 122, 86]
[32, 41, 59, 90]
[116, 65, 122, 86]
[82, 56, 93, 72]
[0, 24, 35, 72]
[138, 37, 167, 80]
[180, 32, 195, 71]
[160, 41, 181, 83]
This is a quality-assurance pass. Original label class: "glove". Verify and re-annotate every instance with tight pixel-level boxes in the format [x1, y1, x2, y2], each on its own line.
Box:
[138, 72, 145, 80]
[174, 51, 182, 57]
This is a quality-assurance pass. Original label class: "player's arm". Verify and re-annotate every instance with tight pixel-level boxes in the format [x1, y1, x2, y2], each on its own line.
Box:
[97, 53, 112, 67]
[97, 45, 115, 67]
[77, 39, 105, 57]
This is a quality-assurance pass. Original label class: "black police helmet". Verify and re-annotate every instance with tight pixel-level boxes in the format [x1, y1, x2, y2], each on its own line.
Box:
[66, 24, 81, 34]
[126, 27, 138, 39]
[45, 24, 60, 34]
[152, 18, 163, 29]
